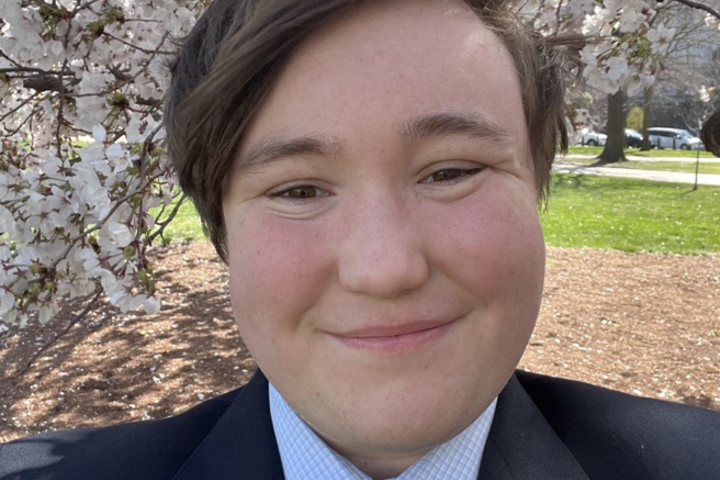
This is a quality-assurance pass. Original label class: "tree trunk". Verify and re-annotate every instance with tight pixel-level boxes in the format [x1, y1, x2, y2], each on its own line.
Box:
[640, 86, 653, 151]
[598, 90, 627, 164]
[700, 107, 720, 157]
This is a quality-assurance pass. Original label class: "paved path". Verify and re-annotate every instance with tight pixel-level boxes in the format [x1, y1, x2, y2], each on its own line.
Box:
[553, 164, 720, 186]
[563, 153, 720, 163]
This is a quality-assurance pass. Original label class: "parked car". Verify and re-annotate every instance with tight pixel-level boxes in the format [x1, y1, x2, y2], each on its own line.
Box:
[647, 127, 705, 150]
[625, 128, 643, 148]
[580, 129, 607, 146]
[581, 127, 641, 148]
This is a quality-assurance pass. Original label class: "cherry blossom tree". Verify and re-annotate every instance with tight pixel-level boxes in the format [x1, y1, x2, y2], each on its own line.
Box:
[568, 0, 720, 162]
[1, 0, 719, 328]
[0, 0, 198, 326]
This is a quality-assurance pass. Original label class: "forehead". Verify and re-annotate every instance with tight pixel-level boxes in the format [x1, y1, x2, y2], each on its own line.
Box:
[238, 0, 528, 161]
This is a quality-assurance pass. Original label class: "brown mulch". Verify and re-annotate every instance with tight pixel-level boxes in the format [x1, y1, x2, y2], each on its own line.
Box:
[1, 242, 719, 442]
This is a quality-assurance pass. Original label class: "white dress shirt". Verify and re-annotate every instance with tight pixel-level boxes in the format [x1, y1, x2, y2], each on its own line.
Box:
[269, 383, 497, 480]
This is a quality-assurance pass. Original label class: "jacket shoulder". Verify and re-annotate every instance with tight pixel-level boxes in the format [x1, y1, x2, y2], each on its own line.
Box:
[516, 370, 720, 479]
[0, 387, 243, 480]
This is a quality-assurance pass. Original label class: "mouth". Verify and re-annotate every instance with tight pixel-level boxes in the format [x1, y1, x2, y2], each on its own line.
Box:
[329, 319, 458, 354]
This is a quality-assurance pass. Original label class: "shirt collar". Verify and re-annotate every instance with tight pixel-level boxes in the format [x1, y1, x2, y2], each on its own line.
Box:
[269, 383, 496, 480]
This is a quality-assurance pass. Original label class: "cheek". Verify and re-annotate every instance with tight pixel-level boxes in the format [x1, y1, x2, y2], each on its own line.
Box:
[432, 180, 545, 313]
[225, 214, 330, 337]
[432, 182, 544, 392]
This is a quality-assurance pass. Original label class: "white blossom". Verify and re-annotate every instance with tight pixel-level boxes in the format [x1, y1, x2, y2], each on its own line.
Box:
[647, 23, 676, 55]
[107, 222, 134, 248]
[700, 85, 712, 104]
[706, 15, 720, 30]
[0, 0, 200, 325]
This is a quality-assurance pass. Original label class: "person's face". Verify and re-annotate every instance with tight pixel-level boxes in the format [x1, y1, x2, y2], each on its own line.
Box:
[223, 0, 544, 468]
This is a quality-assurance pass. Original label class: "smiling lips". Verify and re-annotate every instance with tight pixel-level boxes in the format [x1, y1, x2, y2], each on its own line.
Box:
[331, 319, 457, 353]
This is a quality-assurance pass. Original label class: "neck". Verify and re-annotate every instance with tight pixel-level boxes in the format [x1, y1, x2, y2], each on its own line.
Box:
[327, 443, 431, 479]
[345, 452, 426, 480]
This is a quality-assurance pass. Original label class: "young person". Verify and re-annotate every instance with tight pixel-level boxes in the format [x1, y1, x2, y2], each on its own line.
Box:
[2, 0, 719, 479]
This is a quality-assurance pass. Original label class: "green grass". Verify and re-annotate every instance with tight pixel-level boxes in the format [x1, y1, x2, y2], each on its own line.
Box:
[568, 146, 718, 159]
[152, 196, 205, 243]
[543, 174, 720, 254]
[626, 150, 718, 159]
[156, 176, 720, 255]
[556, 157, 720, 175]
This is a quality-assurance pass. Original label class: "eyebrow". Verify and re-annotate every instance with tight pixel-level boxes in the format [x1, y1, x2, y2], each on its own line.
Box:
[236, 135, 343, 176]
[235, 111, 513, 177]
[400, 111, 513, 146]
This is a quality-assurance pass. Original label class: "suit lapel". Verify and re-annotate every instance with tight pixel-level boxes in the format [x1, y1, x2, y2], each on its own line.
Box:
[478, 374, 590, 480]
[172, 371, 589, 480]
[173, 371, 284, 480]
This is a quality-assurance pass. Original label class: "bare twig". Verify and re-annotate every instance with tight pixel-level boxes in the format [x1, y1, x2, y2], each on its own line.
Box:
[530, 0, 548, 26]
[0, 91, 43, 125]
[101, 32, 173, 56]
[554, 0, 565, 34]
[2, 106, 43, 137]
[72, 0, 103, 15]
[149, 193, 188, 243]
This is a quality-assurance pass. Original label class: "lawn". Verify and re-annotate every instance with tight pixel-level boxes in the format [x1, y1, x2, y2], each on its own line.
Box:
[152, 196, 205, 244]
[159, 175, 720, 255]
[556, 157, 720, 175]
[542, 174, 720, 254]
[568, 146, 718, 159]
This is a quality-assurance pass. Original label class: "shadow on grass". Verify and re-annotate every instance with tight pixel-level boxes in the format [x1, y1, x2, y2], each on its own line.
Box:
[551, 173, 629, 195]
[551, 173, 586, 191]
[552, 172, 708, 199]
[680, 185, 702, 198]
[589, 158, 615, 168]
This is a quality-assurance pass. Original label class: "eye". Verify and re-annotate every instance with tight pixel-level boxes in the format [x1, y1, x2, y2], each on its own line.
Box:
[422, 167, 483, 183]
[269, 184, 329, 200]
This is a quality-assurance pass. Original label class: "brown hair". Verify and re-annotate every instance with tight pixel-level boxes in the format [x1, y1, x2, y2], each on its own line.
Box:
[165, 0, 574, 262]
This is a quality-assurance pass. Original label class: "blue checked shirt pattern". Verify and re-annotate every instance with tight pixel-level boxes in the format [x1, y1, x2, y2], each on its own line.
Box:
[269, 383, 497, 480]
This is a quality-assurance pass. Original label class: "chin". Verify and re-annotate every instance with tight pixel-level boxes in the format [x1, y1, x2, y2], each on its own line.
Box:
[323, 373, 493, 455]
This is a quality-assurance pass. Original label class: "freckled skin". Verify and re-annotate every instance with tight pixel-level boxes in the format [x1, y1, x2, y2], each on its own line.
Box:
[222, 0, 545, 477]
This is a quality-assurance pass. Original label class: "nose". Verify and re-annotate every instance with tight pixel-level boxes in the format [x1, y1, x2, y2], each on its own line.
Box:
[337, 195, 430, 299]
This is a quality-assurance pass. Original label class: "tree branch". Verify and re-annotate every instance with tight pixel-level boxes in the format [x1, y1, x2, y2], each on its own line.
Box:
[0, 91, 43, 125]
[670, 0, 720, 19]
[149, 193, 188, 243]
[135, 96, 162, 107]
[101, 32, 173, 56]
[22, 74, 81, 93]
[55, 60, 69, 158]
[555, 0, 565, 34]
[701, 108, 720, 156]
[2, 106, 43, 137]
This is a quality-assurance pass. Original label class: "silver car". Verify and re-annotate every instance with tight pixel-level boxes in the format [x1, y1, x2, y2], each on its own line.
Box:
[647, 127, 705, 150]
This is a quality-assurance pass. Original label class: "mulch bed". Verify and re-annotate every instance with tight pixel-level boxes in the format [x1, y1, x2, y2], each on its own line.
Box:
[1, 242, 719, 442]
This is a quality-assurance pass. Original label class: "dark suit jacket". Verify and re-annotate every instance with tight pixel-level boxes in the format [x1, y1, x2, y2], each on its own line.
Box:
[1, 370, 719, 479]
